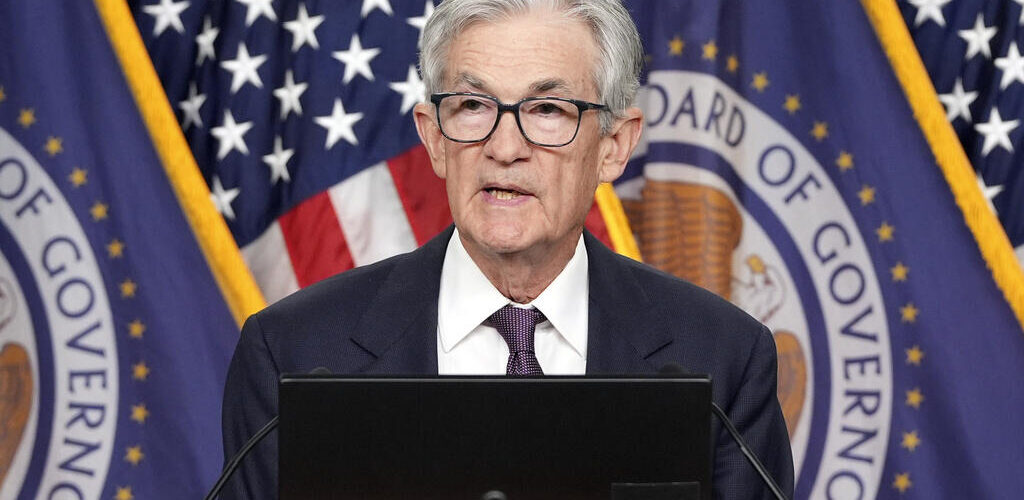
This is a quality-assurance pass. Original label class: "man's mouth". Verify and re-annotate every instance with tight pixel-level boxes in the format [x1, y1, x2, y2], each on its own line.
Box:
[486, 187, 525, 200]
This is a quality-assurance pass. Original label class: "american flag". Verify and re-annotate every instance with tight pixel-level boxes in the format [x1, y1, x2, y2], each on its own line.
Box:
[900, 0, 1024, 265]
[129, 0, 620, 304]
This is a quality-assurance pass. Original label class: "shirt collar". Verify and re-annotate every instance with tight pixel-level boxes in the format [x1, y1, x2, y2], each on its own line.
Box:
[437, 228, 589, 358]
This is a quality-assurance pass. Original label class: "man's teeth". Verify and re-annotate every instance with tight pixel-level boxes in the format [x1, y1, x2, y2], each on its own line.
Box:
[489, 188, 520, 200]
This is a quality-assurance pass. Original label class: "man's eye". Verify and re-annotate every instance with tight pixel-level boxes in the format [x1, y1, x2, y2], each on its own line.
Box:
[535, 103, 563, 115]
[460, 99, 487, 111]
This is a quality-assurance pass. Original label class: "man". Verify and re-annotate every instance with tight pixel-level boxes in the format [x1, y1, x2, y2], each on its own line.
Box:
[222, 0, 794, 498]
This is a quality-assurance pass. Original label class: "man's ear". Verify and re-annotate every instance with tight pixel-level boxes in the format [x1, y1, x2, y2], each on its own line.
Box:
[413, 102, 447, 179]
[598, 106, 644, 184]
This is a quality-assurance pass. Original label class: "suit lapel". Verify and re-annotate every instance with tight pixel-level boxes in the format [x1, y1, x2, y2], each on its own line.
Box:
[583, 231, 673, 375]
[348, 226, 454, 375]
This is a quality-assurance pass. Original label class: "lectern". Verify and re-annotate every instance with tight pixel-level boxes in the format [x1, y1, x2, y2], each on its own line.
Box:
[279, 376, 713, 500]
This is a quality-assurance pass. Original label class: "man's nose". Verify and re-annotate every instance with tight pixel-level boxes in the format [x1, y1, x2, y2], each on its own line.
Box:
[483, 111, 531, 164]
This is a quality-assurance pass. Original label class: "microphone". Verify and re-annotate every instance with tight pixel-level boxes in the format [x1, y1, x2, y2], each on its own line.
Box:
[659, 363, 788, 500]
[204, 367, 332, 500]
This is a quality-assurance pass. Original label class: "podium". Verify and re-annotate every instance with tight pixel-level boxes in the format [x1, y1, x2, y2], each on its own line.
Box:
[279, 376, 712, 499]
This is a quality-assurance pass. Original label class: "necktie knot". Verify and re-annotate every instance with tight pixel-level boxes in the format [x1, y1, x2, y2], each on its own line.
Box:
[488, 305, 545, 376]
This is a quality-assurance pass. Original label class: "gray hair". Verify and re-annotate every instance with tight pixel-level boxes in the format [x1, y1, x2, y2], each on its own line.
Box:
[419, 0, 643, 133]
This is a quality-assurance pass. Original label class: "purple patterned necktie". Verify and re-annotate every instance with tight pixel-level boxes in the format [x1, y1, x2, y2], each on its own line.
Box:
[488, 305, 545, 376]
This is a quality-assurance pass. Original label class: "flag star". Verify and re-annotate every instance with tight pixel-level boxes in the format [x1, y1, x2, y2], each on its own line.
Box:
[995, 44, 1024, 89]
[332, 34, 381, 84]
[211, 111, 253, 159]
[893, 472, 912, 493]
[901, 430, 921, 451]
[389, 65, 425, 114]
[107, 239, 125, 258]
[959, 14, 997, 60]
[235, 0, 276, 27]
[262, 136, 294, 184]
[726, 55, 739, 73]
[125, 445, 144, 466]
[221, 43, 267, 93]
[115, 487, 133, 500]
[891, 262, 909, 282]
[132, 362, 150, 381]
[406, 1, 436, 47]
[977, 173, 1004, 214]
[905, 388, 924, 408]
[209, 175, 241, 220]
[974, 109, 1019, 156]
[938, 78, 977, 123]
[751, 72, 769, 92]
[701, 40, 718, 60]
[315, 98, 363, 148]
[178, 83, 206, 130]
[810, 121, 828, 141]
[783, 94, 801, 114]
[361, 0, 393, 17]
[195, 17, 219, 65]
[273, 70, 308, 119]
[120, 279, 138, 298]
[69, 167, 88, 187]
[131, 403, 150, 423]
[128, 319, 146, 338]
[142, 0, 190, 36]
[18, 108, 35, 128]
[900, 303, 919, 323]
[283, 3, 324, 52]
[668, 36, 685, 56]
[905, 346, 924, 366]
[907, 0, 950, 27]
[45, 136, 63, 156]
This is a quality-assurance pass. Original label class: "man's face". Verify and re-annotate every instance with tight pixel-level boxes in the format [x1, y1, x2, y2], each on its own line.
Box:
[415, 12, 637, 259]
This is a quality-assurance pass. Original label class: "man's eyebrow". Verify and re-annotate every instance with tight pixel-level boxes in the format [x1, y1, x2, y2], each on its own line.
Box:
[453, 72, 491, 93]
[530, 78, 572, 95]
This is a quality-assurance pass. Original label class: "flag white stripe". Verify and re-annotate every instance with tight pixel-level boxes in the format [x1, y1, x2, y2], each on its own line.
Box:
[328, 162, 418, 267]
[241, 221, 300, 305]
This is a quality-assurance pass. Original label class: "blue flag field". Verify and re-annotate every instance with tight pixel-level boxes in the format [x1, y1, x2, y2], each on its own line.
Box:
[0, 0, 261, 498]
[617, 0, 1024, 498]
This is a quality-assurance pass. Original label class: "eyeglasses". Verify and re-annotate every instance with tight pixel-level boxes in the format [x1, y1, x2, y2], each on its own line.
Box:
[429, 92, 608, 147]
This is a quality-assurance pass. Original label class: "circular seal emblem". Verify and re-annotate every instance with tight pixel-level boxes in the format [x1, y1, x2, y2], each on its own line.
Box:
[619, 71, 894, 499]
[0, 125, 118, 498]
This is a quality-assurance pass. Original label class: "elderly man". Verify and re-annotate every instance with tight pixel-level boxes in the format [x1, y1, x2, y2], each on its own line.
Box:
[222, 0, 793, 498]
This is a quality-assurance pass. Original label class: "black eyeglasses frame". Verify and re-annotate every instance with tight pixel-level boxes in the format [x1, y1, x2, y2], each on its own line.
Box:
[429, 92, 608, 147]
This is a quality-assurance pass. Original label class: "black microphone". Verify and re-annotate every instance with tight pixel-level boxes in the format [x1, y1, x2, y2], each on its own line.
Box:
[204, 367, 332, 500]
[659, 363, 788, 500]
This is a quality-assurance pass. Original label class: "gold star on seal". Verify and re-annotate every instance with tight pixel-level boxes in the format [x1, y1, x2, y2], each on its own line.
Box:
[901, 430, 921, 452]
[751, 72, 769, 92]
[18, 108, 36, 128]
[891, 262, 909, 282]
[906, 387, 924, 409]
[893, 472, 912, 493]
[836, 151, 854, 171]
[120, 279, 137, 298]
[702, 40, 718, 60]
[44, 136, 63, 156]
[876, 222, 894, 242]
[114, 487, 134, 500]
[668, 36, 685, 56]
[783, 94, 801, 114]
[811, 121, 829, 141]
[0, 86, 6, 103]
[125, 445, 144, 466]
[107, 239, 124, 258]
[906, 345, 924, 366]
[900, 302, 919, 323]
[90, 201, 109, 221]
[132, 361, 150, 381]
[858, 185, 876, 205]
[128, 319, 146, 338]
[131, 403, 150, 424]
[69, 167, 87, 187]
[726, 55, 739, 73]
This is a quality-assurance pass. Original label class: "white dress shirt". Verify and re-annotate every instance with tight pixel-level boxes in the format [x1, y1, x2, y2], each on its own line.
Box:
[436, 228, 588, 375]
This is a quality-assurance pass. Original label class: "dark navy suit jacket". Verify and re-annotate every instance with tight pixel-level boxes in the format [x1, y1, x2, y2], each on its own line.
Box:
[221, 226, 794, 499]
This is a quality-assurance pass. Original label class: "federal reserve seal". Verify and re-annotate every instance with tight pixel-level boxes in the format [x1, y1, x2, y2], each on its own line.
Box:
[619, 71, 894, 499]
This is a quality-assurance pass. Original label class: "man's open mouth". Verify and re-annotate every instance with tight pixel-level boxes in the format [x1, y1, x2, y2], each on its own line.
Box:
[486, 187, 527, 200]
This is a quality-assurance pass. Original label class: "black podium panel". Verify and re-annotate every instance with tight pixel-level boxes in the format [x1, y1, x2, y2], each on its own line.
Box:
[279, 376, 712, 500]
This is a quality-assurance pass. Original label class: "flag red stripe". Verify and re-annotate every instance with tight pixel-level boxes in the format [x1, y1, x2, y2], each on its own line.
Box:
[278, 191, 354, 288]
[387, 145, 453, 245]
[584, 201, 613, 249]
